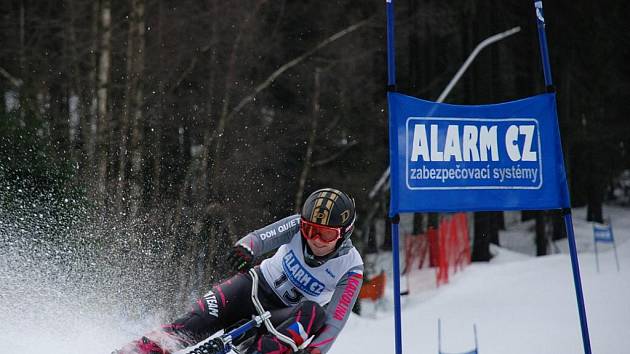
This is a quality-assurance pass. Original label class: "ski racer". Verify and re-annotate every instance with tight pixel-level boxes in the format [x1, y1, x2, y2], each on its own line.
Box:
[114, 188, 364, 354]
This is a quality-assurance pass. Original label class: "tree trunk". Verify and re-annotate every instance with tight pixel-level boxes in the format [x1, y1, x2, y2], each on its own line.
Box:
[128, 0, 147, 218]
[295, 68, 321, 211]
[150, 0, 166, 206]
[412, 213, 424, 235]
[535, 211, 548, 256]
[49, 5, 70, 161]
[489, 211, 501, 246]
[197, 0, 220, 208]
[460, 3, 474, 104]
[96, 0, 112, 203]
[361, 199, 382, 255]
[366, 220, 378, 254]
[65, 0, 86, 162]
[427, 212, 439, 229]
[407, 0, 423, 243]
[586, 187, 604, 223]
[472, 211, 493, 262]
[0, 82, 4, 115]
[80, 1, 100, 172]
[496, 211, 505, 230]
[116, 0, 137, 211]
[407, 0, 419, 94]
[586, 138, 604, 223]
[422, 0, 435, 98]
[551, 210, 566, 240]
[17, 0, 33, 120]
[381, 193, 392, 250]
[117, 0, 147, 215]
[19, 0, 25, 80]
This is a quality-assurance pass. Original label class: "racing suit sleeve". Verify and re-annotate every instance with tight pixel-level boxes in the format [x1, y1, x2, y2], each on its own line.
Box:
[308, 264, 364, 353]
[234, 214, 301, 259]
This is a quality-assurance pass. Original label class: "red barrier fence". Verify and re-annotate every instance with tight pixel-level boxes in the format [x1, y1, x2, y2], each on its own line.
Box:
[403, 213, 471, 289]
[403, 233, 428, 274]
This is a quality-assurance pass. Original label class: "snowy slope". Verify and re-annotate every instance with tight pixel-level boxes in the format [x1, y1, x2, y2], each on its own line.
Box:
[0, 206, 627, 353]
[331, 205, 630, 354]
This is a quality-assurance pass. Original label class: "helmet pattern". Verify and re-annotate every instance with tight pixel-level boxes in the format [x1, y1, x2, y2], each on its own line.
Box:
[300, 188, 356, 267]
[301, 188, 355, 241]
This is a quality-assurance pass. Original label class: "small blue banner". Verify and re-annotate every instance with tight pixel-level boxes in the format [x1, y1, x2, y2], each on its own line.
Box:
[593, 223, 614, 243]
[388, 92, 570, 213]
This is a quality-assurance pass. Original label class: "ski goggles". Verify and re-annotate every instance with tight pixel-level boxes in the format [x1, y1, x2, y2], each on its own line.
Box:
[300, 218, 344, 243]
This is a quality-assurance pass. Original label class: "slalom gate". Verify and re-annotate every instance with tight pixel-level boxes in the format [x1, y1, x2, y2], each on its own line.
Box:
[385, 0, 593, 353]
[593, 219, 620, 272]
[438, 319, 478, 354]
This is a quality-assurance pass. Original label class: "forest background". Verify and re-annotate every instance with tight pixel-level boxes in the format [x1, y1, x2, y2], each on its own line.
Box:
[1, 0, 628, 315]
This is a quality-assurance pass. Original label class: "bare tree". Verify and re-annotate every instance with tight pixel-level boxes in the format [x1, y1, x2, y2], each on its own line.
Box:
[96, 0, 113, 202]
[79, 1, 101, 170]
[149, 0, 166, 205]
[129, 0, 147, 217]
[295, 67, 321, 210]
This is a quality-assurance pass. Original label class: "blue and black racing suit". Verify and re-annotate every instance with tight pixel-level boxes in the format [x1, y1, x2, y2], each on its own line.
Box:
[137, 214, 363, 354]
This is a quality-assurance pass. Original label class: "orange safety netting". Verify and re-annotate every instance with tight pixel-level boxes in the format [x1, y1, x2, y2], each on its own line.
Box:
[358, 271, 387, 301]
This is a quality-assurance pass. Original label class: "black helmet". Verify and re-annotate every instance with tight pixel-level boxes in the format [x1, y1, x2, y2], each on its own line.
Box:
[300, 188, 356, 266]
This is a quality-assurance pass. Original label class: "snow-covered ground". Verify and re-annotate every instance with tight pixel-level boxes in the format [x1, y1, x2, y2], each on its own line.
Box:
[0, 205, 627, 353]
[333, 205, 630, 354]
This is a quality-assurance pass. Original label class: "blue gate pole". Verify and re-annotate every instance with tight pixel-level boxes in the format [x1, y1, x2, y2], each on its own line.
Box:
[564, 212, 593, 354]
[534, 1, 593, 353]
[534, 1, 553, 89]
[391, 216, 403, 354]
[386, 1, 403, 354]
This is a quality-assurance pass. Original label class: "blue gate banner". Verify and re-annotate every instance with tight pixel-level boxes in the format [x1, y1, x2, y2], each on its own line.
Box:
[388, 92, 570, 213]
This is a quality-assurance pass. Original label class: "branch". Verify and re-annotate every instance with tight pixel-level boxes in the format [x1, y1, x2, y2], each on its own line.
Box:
[167, 42, 214, 96]
[0, 66, 23, 87]
[312, 140, 359, 167]
[226, 16, 374, 121]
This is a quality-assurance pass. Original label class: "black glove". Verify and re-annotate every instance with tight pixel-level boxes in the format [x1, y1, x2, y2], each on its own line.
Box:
[227, 244, 254, 272]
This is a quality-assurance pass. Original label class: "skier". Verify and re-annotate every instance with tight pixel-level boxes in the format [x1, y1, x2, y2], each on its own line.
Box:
[115, 188, 364, 354]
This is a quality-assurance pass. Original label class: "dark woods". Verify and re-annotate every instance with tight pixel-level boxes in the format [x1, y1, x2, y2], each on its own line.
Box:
[1, 0, 628, 309]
